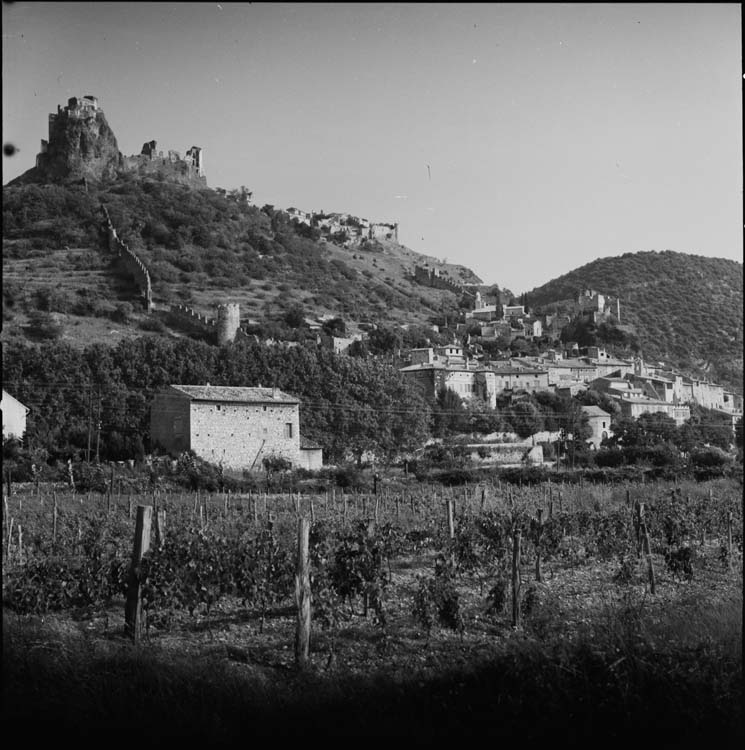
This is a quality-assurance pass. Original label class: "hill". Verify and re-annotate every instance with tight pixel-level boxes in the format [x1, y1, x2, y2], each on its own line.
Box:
[3, 94, 490, 349]
[524, 251, 743, 392]
[1, 178, 487, 348]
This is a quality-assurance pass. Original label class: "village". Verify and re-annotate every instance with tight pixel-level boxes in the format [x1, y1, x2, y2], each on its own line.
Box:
[2, 279, 741, 476]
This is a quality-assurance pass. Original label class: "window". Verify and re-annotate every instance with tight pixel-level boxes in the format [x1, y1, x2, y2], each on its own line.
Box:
[284, 423, 293, 439]
[216, 405, 221, 411]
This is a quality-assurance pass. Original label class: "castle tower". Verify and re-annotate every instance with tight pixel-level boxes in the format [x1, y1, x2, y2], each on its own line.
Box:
[216, 302, 240, 345]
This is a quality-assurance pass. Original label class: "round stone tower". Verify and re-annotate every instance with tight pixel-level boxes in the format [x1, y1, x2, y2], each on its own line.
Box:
[216, 302, 240, 345]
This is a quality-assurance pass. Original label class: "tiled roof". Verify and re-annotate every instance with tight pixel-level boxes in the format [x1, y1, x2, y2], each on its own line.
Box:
[169, 385, 300, 404]
[581, 405, 611, 417]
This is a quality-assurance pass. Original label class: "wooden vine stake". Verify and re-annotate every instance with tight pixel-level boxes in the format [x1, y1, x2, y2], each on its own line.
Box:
[535, 508, 543, 583]
[641, 520, 656, 595]
[634, 502, 645, 557]
[124, 505, 153, 643]
[52, 492, 58, 545]
[512, 526, 522, 628]
[294, 517, 311, 670]
[446, 498, 456, 567]
[727, 511, 733, 570]
[154, 508, 166, 549]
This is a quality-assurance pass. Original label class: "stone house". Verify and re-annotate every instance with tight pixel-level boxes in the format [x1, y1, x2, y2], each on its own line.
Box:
[150, 385, 321, 472]
[581, 405, 613, 449]
[1, 390, 30, 440]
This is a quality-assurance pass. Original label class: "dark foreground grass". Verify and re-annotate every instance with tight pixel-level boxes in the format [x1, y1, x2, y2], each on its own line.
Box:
[3, 604, 742, 746]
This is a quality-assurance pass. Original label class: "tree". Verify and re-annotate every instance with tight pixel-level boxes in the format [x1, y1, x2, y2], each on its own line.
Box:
[508, 401, 544, 442]
[283, 305, 307, 329]
[367, 326, 402, 355]
[321, 317, 346, 337]
[637, 411, 678, 446]
[432, 387, 467, 437]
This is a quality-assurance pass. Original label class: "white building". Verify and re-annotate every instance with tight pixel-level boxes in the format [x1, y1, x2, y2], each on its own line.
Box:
[1, 390, 29, 440]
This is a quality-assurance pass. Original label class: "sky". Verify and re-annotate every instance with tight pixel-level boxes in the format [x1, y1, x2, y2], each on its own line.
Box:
[2, 2, 742, 293]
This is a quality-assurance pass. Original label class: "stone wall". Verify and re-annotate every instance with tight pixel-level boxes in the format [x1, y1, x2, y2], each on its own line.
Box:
[189, 400, 301, 470]
[101, 204, 152, 310]
[412, 265, 464, 296]
[166, 304, 217, 337]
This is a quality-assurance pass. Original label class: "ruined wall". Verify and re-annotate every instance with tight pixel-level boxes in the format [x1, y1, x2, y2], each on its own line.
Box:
[120, 152, 207, 187]
[412, 265, 464, 296]
[167, 304, 217, 337]
[369, 222, 398, 242]
[166, 302, 254, 344]
[101, 204, 152, 310]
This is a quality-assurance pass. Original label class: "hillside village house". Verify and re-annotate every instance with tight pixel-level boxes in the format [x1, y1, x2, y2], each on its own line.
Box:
[150, 385, 322, 472]
[1, 390, 30, 440]
[400, 351, 550, 408]
[581, 405, 613, 449]
[588, 376, 690, 426]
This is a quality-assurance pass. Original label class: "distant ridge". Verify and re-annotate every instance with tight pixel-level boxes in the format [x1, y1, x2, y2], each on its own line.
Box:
[524, 250, 743, 392]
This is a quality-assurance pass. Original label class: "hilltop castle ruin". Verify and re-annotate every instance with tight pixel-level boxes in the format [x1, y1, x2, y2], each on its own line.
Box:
[30, 95, 206, 186]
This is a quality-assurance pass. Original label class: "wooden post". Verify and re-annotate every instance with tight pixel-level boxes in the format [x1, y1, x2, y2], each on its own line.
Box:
[17, 524, 23, 565]
[480, 487, 486, 513]
[641, 520, 656, 595]
[128, 494, 133, 520]
[446, 499, 455, 541]
[535, 508, 543, 582]
[512, 526, 522, 628]
[124, 505, 153, 643]
[635, 502, 645, 557]
[6, 518, 14, 563]
[52, 492, 58, 545]
[310, 497, 315, 524]
[446, 498, 455, 567]
[374, 495, 379, 524]
[295, 517, 311, 670]
[395, 494, 400, 519]
[343, 494, 348, 528]
[727, 511, 733, 569]
[154, 509, 166, 549]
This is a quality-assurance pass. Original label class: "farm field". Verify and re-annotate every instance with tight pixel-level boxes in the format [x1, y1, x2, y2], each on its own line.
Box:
[2, 477, 743, 742]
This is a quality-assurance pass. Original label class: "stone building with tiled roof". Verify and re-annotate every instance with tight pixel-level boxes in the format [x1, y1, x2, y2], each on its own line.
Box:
[150, 384, 321, 471]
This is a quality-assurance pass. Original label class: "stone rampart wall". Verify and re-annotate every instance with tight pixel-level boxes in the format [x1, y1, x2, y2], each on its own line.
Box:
[412, 265, 464, 296]
[101, 204, 152, 310]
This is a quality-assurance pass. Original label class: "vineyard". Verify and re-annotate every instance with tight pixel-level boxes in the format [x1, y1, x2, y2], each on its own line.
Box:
[3, 477, 743, 740]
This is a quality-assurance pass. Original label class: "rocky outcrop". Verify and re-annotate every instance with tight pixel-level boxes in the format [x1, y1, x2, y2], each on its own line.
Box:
[34, 96, 120, 183]
[10, 96, 205, 188]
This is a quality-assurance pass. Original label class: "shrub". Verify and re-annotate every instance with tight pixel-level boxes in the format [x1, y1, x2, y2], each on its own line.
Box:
[139, 317, 167, 333]
[27, 311, 63, 340]
[594, 448, 626, 468]
[110, 302, 134, 324]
